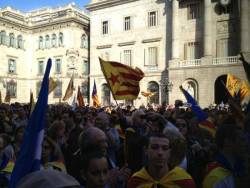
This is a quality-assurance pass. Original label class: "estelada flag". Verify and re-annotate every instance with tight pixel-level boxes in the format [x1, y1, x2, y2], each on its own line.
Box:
[63, 76, 74, 101]
[99, 57, 144, 100]
[92, 79, 100, 108]
[77, 86, 84, 107]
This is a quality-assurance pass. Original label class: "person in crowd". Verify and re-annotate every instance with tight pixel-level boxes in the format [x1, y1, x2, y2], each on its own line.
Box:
[16, 169, 80, 188]
[41, 135, 66, 172]
[80, 152, 110, 188]
[48, 120, 66, 147]
[127, 132, 196, 188]
[12, 125, 25, 157]
[202, 124, 248, 188]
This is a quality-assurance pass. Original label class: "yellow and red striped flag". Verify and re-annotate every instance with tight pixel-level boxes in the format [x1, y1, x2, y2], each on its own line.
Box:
[77, 86, 84, 107]
[63, 76, 74, 101]
[141, 91, 155, 98]
[99, 57, 144, 100]
[49, 77, 57, 94]
[92, 79, 100, 108]
[0, 91, 2, 104]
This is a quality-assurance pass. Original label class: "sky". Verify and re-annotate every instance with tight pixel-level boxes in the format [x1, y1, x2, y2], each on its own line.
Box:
[0, 0, 91, 12]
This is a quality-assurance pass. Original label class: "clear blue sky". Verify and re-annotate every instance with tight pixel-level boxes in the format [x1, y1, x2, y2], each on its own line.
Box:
[0, 0, 91, 12]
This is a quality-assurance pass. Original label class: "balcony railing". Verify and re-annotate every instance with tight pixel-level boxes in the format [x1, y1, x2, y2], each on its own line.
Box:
[212, 56, 238, 65]
[178, 59, 201, 67]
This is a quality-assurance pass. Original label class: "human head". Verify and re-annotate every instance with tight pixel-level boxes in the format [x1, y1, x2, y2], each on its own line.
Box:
[132, 109, 146, 126]
[48, 120, 66, 140]
[79, 127, 108, 156]
[80, 152, 109, 188]
[175, 118, 188, 137]
[95, 111, 110, 131]
[146, 112, 167, 133]
[17, 169, 80, 188]
[144, 133, 171, 169]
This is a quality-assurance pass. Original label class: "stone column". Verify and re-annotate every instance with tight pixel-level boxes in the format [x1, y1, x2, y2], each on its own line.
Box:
[203, 0, 212, 57]
[240, 0, 249, 53]
[172, 0, 179, 59]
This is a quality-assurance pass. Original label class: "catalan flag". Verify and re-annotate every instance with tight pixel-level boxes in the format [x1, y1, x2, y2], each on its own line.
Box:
[92, 79, 100, 108]
[63, 76, 74, 101]
[48, 77, 57, 94]
[99, 58, 144, 100]
[4, 90, 10, 103]
[226, 73, 250, 104]
[180, 86, 216, 137]
[0, 91, 2, 104]
[141, 91, 155, 98]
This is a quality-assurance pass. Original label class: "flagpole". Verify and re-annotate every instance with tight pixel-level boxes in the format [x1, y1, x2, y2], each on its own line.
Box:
[99, 58, 119, 107]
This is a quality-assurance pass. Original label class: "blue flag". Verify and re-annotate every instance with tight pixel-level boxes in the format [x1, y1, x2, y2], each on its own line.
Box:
[9, 59, 52, 188]
[180, 86, 207, 121]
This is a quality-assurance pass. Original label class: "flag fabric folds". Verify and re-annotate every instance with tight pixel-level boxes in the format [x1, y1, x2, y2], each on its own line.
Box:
[239, 52, 250, 84]
[28, 91, 35, 117]
[141, 91, 155, 98]
[99, 58, 144, 100]
[226, 73, 250, 104]
[9, 59, 51, 188]
[180, 86, 216, 137]
[63, 76, 74, 101]
[4, 91, 10, 103]
[77, 86, 84, 107]
[0, 91, 2, 104]
[48, 77, 57, 94]
[92, 80, 100, 108]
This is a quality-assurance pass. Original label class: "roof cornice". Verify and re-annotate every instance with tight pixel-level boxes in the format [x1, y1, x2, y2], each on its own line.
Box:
[85, 0, 139, 11]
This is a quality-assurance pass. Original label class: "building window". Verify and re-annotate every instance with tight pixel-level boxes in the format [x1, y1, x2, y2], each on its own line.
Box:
[45, 35, 50, 49]
[8, 59, 16, 74]
[36, 81, 42, 98]
[9, 33, 15, 47]
[39, 36, 43, 49]
[6, 80, 17, 98]
[146, 47, 158, 66]
[102, 21, 109, 34]
[184, 42, 200, 60]
[187, 3, 200, 20]
[101, 52, 110, 61]
[124, 50, 132, 66]
[55, 59, 61, 74]
[148, 81, 159, 104]
[216, 38, 236, 57]
[54, 80, 62, 98]
[58, 32, 63, 46]
[83, 60, 89, 74]
[0, 30, 6, 45]
[124, 16, 131, 31]
[148, 11, 157, 27]
[17, 35, 23, 49]
[51, 34, 57, 47]
[38, 61, 44, 75]
[101, 84, 110, 106]
[81, 34, 88, 48]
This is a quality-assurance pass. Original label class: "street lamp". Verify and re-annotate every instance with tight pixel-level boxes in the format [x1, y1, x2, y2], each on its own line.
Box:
[159, 78, 173, 93]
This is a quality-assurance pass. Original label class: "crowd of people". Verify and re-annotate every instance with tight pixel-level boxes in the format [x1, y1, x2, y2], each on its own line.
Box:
[0, 99, 250, 188]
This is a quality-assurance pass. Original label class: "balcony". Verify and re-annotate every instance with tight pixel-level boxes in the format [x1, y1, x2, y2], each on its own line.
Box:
[169, 56, 239, 68]
[212, 56, 238, 65]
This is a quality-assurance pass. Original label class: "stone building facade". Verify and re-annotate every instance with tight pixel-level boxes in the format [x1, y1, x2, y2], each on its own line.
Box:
[0, 3, 89, 104]
[86, 0, 250, 107]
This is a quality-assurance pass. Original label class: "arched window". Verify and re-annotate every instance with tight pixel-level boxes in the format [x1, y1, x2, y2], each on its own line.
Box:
[101, 84, 110, 106]
[0, 31, 6, 45]
[9, 33, 15, 47]
[38, 36, 43, 49]
[147, 81, 159, 104]
[45, 35, 50, 48]
[81, 34, 88, 48]
[51, 34, 56, 47]
[6, 80, 17, 98]
[58, 32, 63, 46]
[17, 35, 23, 49]
[182, 79, 198, 101]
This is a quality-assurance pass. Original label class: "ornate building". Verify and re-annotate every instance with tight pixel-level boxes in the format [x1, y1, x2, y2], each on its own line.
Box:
[86, 0, 250, 107]
[0, 3, 89, 104]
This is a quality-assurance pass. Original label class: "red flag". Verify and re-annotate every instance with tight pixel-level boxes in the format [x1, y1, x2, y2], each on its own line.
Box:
[77, 86, 84, 107]
[63, 76, 74, 101]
